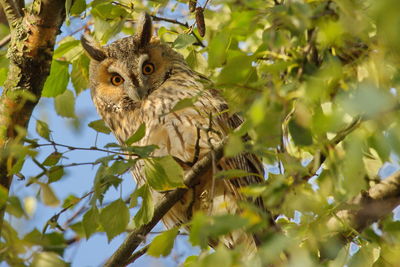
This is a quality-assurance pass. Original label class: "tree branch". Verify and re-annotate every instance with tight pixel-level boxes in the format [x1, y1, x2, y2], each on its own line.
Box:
[320, 170, 400, 259]
[0, 0, 66, 234]
[104, 141, 225, 267]
[0, 0, 22, 28]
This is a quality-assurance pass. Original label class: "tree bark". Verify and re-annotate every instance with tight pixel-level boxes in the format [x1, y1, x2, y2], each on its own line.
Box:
[320, 170, 400, 259]
[0, 0, 66, 234]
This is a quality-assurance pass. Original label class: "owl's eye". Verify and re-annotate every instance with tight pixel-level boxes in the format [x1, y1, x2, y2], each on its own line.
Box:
[142, 62, 155, 75]
[111, 74, 124, 86]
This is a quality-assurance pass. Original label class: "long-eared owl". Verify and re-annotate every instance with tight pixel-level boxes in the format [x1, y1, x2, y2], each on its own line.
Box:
[81, 13, 266, 257]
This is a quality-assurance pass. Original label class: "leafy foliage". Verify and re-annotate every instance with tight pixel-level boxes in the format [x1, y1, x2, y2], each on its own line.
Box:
[1, 0, 400, 266]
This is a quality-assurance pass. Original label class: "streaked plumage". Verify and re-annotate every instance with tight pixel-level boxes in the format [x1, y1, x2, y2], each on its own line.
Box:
[81, 13, 264, 256]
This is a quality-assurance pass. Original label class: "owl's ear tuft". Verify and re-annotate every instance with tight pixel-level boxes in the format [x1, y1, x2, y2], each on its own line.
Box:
[136, 12, 153, 48]
[81, 34, 107, 61]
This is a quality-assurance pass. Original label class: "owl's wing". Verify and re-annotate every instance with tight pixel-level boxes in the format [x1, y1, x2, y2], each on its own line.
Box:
[218, 112, 265, 209]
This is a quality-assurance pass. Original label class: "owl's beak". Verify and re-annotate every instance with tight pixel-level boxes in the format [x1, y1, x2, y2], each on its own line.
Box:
[137, 86, 148, 100]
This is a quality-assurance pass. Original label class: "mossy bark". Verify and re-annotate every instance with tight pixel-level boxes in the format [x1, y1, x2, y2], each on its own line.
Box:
[0, 0, 66, 233]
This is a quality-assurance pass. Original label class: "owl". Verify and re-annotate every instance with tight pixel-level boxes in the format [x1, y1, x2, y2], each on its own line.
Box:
[81, 13, 266, 257]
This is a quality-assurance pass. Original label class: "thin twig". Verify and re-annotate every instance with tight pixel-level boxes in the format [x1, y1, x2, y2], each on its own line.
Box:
[0, 34, 11, 48]
[203, 0, 212, 9]
[35, 141, 139, 157]
[125, 244, 150, 265]
[150, 15, 205, 47]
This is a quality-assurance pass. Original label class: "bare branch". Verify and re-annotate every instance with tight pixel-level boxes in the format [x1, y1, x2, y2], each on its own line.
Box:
[328, 170, 400, 234]
[319, 170, 400, 259]
[0, 33, 10, 48]
[125, 244, 150, 265]
[104, 140, 226, 267]
[150, 15, 205, 47]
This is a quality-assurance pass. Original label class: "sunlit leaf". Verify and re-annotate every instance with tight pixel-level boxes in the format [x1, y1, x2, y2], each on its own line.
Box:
[170, 97, 196, 112]
[43, 152, 62, 166]
[71, 54, 90, 94]
[88, 119, 111, 134]
[147, 227, 179, 257]
[224, 135, 244, 157]
[100, 199, 130, 241]
[70, 0, 86, 15]
[173, 34, 197, 49]
[47, 166, 65, 183]
[36, 120, 51, 140]
[6, 196, 26, 218]
[53, 38, 81, 61]
[144, 156, 185, 191]
[31, 251, 68, 267]
[125, 123, 146, 145]
[133, 184, 154, 227]
[42, 60, 69, 97]
[39, 183, 60, 207]
[54, 90, 76, 118]
[83, 207, 100, 239]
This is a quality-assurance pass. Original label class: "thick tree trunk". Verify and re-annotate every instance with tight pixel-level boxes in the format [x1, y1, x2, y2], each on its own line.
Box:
[0, 0, 66, 233]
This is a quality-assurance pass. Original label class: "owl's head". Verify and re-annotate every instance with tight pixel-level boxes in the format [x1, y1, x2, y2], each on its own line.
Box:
[81, 13, 184, 105]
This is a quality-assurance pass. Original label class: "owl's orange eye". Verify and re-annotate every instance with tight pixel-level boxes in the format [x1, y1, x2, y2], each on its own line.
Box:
[142, 62, 155, 75]
[111, 74, 124, 86]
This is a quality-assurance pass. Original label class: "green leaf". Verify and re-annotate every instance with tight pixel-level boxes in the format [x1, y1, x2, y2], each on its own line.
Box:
[0, 185, 8, 208]
[70, 0, 86, 15]
[6, 196, 26, 218]
[62, 194, 79, 209]
[100, 199, 130, 241]
[54, 90, 76, 118]
[9, 157, 25, 175]
[65, 0, 72, 25]
[208, 32, 230, 68]
[0, 67, 7, 86]
[170, 97, 196, 112]
[47, 166, 65, 183]
[288, 119, 313, 146]
[82, 207, 100, 239]
[42, 60, 70, 97]
[43, 152, 62, 166]
[71, 54, 89, 94]
[53, 38, 81, 61]
[348, 243, 380, 267]
[189, 212, 210, 249]
[207, 214, 249, 238]
[144, 156, 185, 191]
[36, 120, 51, 140]
[133, 184, 154, 227]
[125, 145, 158, 158]
[125, 123, 146, 145]
[70, 222, 85, 238]
[93, 15, 125, 43]
[39, 183, 60, 207]
[109, 160, 133, 175]
[224, 135, 244, 157]
[189, 213, 250, 249]
[173, 34, 197, 49]
[88, 119, 111, 134]
[217, 55, 254, 85]
[31, 251, 68, 267]
[147, 228, 179, 257]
